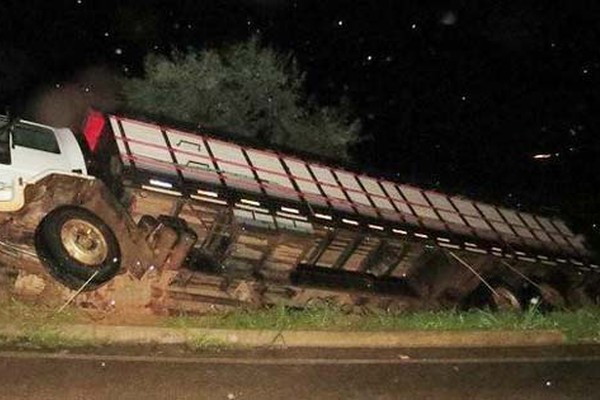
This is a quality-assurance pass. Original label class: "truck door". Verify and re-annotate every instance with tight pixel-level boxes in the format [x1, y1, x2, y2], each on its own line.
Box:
[0, 121, 69, 211]
[9, 123, 69, 180]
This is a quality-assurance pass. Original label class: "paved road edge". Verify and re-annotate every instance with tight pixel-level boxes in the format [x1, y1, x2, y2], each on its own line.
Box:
[0, 324, 566, 348]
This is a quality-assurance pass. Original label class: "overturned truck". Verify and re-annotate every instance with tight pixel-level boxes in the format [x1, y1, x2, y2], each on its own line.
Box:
[0, 112, 598, 314]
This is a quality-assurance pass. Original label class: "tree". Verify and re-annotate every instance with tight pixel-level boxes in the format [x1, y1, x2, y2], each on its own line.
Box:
[121, 37, 361, 161]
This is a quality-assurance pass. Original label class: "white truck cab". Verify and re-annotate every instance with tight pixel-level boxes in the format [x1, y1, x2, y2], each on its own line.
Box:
[0, 117, 88, 211]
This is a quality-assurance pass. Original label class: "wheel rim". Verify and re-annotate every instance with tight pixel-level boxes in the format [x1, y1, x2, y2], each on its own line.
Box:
[492, 287, 522, 311]
[60, 219, 108, 266]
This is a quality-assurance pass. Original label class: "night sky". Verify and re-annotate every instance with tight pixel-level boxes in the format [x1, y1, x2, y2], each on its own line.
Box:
[1, 0, 599, 242]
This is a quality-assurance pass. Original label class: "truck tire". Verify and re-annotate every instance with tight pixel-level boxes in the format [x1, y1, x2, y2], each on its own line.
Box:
[491, 286, 523, 311]
[36, 207, 121, 290]
[462, 282, 523, 311]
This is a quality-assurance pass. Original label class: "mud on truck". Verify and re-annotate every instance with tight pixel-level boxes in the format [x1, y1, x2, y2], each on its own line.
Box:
[0, 111, 598, 314]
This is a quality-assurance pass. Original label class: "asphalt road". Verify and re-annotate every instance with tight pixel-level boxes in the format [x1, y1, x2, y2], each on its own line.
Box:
[1, 345, 599, 400]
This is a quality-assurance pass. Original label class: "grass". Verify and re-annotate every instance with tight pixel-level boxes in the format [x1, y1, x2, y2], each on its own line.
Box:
[0, 297, 83, 325]
[0, 298, 599, 347]
[186, 334, 232, 350]
[166, 304, 600, 343]
[0, 297, 91, 349]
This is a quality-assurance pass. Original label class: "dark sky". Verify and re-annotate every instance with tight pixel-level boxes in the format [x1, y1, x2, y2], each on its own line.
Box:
[1, 0, 599, 239]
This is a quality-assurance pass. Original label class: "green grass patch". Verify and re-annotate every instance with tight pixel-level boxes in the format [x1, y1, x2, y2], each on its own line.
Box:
[0, 298, 91, 349]
[1, 298, 599, 346]
[0, 297, 83, 325]
[0, 329, 91, 350]
[186, 334, 234, 351]
[166, 304, 600, 343]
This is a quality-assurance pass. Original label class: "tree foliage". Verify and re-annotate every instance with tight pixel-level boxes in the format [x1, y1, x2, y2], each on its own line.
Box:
[121, 37, 361, 161]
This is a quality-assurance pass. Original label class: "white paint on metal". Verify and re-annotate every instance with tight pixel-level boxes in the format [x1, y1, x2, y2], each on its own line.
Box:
[380, 182, 414, 216]
[466, 247, 488, 254]
[368, 224, 384, 231]
[166, 128, 220, 183]
[276, 211, 308, 221]
[149, 179, 173, 189]
[439, 243, 460, 250]
[309, 165, 347, 203]
[335, 171, 372, 208]
[240, 198, 261, 206]
[499, 208, 524, 226]
[235, 203, 269, 214]
[120, 120, 175, 174]
[553, 219, 575, 237]
[197, 189, 219, 198]
[246, 149, 298, 200]
[283, 159, 323, 201]
[141, 185, 182, 197]
[190, 194, 227, 205]
[206, 139, 260, 193]
[109, 116, 129, 164]
[517, 256, 537, 263]
[358, 176, 396, 212]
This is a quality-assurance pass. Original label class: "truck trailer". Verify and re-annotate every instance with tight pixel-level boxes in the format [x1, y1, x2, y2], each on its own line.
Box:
[0, 111, 597, 314]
